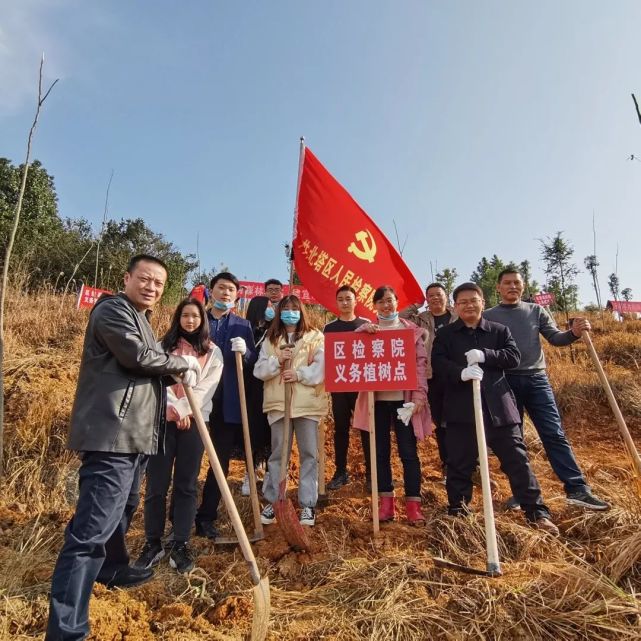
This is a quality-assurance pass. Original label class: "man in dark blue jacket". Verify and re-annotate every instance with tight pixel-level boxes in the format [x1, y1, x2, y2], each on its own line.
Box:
[432, 282, 558, 535]
[195, 272, 257, 538]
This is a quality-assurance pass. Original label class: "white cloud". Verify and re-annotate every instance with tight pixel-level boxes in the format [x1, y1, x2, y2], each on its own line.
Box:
[0, 0, 73, 116]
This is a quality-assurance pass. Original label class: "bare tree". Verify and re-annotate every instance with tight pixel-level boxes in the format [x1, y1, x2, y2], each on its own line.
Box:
[94, 169, 114, 287]
[0, 55, 58, 474]
[632, 93, 641, 127]
[392, 220, 408, 256]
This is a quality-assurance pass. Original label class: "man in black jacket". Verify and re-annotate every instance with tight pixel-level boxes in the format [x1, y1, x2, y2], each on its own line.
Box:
[46, 255, 202, 641]
[432, 282, 558, 534]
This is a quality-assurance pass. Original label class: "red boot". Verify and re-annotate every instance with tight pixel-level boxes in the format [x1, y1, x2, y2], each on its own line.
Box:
[379, 493, 396, 522]
[405, 498, 425, 526]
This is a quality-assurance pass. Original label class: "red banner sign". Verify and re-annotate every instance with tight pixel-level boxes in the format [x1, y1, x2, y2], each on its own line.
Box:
[76, 284, 112, 309]
[608, 300, 641, 313]
[238, 281, 317, 305]
[534, 292, 555, 307]
[324, 329, 417, 392]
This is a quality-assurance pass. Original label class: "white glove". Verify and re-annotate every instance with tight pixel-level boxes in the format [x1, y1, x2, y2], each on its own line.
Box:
[230, 337, 247, 355]
[396, 402, 415, 426]
[181, 355, 202, 387]
[465, 349, 485, 365]
[461, 365, 483, 382]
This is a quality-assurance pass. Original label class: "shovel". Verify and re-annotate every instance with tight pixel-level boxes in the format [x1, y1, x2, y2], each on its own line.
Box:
[368, 391, 380, 535]
[273, 346, 311, 551]
[582, 331, 641, 482]
[433, 378, 501, 578]
[183, 384, 270, 640]
[214, 352, 264, 546]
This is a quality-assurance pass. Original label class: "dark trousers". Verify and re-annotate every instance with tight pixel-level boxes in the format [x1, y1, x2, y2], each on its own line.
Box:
[445, 420, 549, 521]
[507, 373, 588, 494]
[46, 452, 146, 641]
[144, 420, 204, 544]
[427, 376, 447, 467]
[331, 392, 370, 474]
[375, 400, 421, 497]
[196, 419, 240, 523]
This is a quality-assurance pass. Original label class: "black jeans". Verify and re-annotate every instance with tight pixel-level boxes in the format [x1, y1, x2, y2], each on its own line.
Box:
[374, 400, 421, 497]
[196, 419, 240, 523]
[144, 420, 204, 544]
[331, 391, 370, 474]
[427, 376, 447, 467]
[46, 452, 146, 641]
[445, 420, 549, 521]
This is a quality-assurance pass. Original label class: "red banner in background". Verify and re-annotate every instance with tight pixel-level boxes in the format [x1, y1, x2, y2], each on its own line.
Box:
[76, 284, 112, 309]
[238, 281, 317, 305]
[534, 292, 555, 307]
[324, 329, 417, 392]
[293, 147, 425, 318]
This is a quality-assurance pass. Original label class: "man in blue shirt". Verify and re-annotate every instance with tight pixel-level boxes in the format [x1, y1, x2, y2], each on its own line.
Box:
[195, 272, 257, 538]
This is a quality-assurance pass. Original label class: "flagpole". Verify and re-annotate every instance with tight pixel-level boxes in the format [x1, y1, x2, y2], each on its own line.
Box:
[289, 136, 306, 287]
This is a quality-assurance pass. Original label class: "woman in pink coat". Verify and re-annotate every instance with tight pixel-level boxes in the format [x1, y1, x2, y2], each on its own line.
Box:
[352, 285, 431, 525]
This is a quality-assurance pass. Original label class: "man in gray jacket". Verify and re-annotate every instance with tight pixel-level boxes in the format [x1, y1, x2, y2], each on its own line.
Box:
[46, 255, 202, 641]
[484, 268, 609, 511]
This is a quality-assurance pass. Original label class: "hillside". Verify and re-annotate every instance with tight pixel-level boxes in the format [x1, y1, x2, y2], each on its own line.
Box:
[1, 292, 640, 640]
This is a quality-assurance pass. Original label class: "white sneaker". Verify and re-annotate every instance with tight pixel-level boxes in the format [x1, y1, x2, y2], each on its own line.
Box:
[261, 504, 275, 525]
[300, 507, 315, 526]
[241, 472, 250, 496]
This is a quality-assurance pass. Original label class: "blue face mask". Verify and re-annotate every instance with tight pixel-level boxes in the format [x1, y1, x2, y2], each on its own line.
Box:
[281, 310, 301, 326]
[213, 299, 234, 311]
[377, 312, 399, 322]
[264, 307, 275, 321]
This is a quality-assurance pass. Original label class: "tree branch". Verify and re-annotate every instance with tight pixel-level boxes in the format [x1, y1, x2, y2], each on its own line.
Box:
[632, 94, 641, 127]
[0, 54, 58, 475]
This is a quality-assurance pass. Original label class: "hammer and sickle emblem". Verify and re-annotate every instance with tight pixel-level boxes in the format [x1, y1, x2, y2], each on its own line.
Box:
[348, 230, 377, 263]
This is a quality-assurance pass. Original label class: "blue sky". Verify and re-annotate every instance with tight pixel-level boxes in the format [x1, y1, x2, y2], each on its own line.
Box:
[2, 1, 640, 304]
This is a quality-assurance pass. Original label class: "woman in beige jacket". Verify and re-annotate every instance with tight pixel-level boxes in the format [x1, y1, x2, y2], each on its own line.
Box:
[254, 295, 326, 527]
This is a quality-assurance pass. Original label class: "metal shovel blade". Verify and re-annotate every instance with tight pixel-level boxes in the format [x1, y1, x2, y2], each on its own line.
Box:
[214, 531, 264, 546]
[274, 494, 311, 552]
[274, 349, 312, 552]
[433, 556, 502, 577]
[182, 384, 271, 640]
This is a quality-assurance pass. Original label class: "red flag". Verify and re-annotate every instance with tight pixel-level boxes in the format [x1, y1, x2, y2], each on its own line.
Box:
[293, 147, 424, 317]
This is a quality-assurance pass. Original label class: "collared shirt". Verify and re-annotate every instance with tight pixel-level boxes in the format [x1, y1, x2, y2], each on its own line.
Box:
[453, 316, 492, 335]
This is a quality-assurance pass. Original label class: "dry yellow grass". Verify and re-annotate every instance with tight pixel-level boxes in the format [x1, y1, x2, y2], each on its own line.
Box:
[1, 293, 641, 640]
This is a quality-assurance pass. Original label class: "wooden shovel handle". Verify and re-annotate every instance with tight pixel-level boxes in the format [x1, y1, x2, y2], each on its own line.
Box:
[279, 345, 295, 492]
[472, 379, 501, 575]
[368, 391, 379, 534]
[183, 384, 262, 586]
[582, 331, 641, 479]
[235, 351, 263, 537]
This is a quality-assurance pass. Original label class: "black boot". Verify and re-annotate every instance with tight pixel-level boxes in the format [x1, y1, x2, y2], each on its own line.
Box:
[327, 470, 350, 490]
